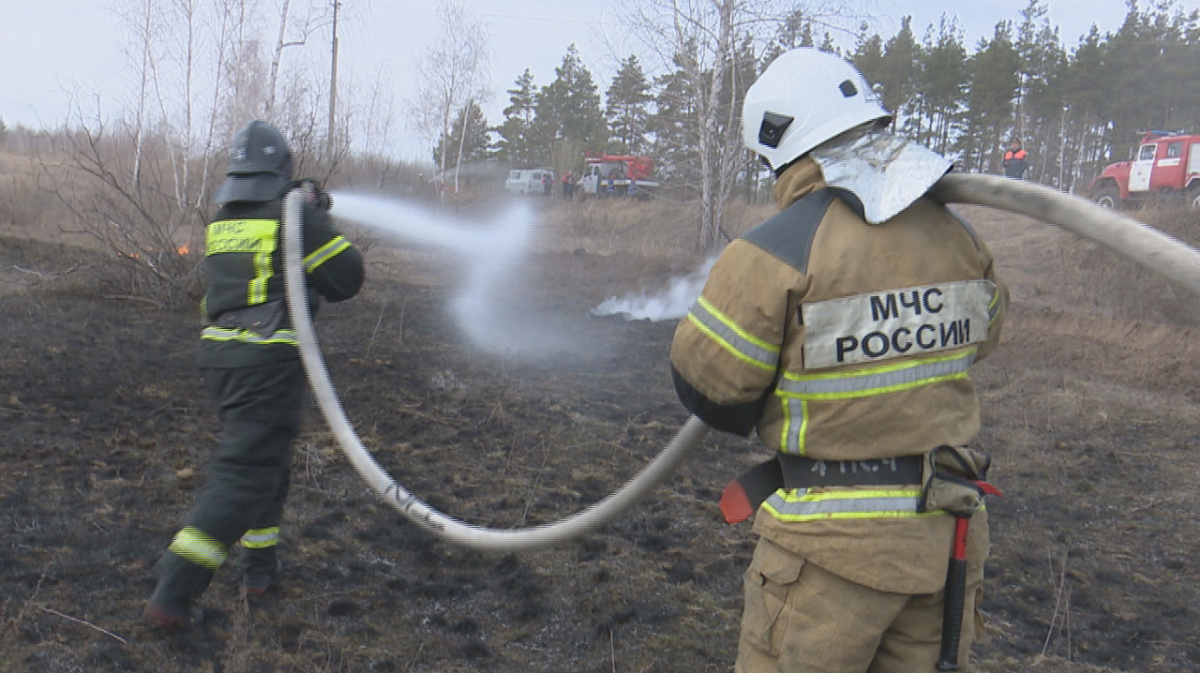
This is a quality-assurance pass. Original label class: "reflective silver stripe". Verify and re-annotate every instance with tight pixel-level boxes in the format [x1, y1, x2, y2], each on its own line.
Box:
[781, 396, 806, 455]
[304, 236, 351, 273]
[241, 527, 279, 549]
[762, 488, 929, 521]
[201, 326, 298, 345]
[688, 299, 780, 370]
[779, 351, 975, 398]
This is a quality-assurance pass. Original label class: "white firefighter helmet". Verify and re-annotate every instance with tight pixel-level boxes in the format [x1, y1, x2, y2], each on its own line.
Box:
[743, 48, 891, 172]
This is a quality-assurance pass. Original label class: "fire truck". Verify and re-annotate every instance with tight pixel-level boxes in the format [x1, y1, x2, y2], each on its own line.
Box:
[1088, 131, 1200, 210]
[576, 154, 659, 198]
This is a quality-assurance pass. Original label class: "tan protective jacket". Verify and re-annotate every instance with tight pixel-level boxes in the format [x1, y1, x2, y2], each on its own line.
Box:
[670, 158, 1008, 593]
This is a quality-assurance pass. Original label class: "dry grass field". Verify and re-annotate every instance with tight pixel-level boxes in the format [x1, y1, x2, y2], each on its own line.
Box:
[1, 158, 1198, 672]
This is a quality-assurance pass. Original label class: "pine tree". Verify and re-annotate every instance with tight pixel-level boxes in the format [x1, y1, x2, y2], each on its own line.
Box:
[647, 51, 700, 193]
[956, 22, 1021, 172]
[877, 16, 922, 130]
[762, 9, 816, 66]
[493, 69, 540, 167]
[433, 101, 490, 170]
[605, 55, 652, 154]
[916, 17, 970, 154]
[850, 25, 887, 122]
[534, 45, 605, 151]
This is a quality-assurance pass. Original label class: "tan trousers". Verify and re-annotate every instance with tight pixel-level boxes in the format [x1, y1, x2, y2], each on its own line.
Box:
[735, 538, 983, 673]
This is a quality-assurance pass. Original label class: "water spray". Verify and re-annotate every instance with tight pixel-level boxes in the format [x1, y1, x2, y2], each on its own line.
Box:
[330, 194, 587, 357]
[285, 176, 1200, 553]
[285, 191, 709, 551]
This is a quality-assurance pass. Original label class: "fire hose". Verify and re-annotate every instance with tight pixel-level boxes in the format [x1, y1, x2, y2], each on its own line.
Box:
[282, 174, 1200, 553]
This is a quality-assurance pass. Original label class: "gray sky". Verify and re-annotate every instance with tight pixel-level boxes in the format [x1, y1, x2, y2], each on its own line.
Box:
[4, 0, 1196, 160]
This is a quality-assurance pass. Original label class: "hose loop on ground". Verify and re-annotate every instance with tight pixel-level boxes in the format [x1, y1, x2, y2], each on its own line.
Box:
[282, 190, 710, 551]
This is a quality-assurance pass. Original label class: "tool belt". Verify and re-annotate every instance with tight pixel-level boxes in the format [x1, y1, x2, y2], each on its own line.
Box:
[719, 453, 923, 524]
[212, 300, 286, 338]
[780, 453, 923, 488]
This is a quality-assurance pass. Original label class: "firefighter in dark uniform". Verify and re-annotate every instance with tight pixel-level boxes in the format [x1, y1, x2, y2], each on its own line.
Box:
[670, 49, 1008, 671]
[144, 120, 364, 629]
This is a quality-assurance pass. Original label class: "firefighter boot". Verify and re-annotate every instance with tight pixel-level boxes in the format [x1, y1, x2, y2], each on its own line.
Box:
[143, 552, 211, 630]
[241, 546, 281, 595]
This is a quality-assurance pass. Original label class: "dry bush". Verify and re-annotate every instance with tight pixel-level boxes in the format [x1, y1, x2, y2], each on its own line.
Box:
[37, 125, 214, 307]
[0, 153, 57, 232]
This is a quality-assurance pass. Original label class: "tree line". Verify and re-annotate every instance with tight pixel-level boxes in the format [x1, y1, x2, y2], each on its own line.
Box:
[437, 0, 1200, 205]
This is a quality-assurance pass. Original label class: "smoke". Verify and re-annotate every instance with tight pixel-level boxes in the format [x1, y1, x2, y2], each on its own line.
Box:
[591, 257, 717, 322]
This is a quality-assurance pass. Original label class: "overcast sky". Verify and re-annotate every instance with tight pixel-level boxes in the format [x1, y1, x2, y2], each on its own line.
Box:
[5, 0, 1199, 160]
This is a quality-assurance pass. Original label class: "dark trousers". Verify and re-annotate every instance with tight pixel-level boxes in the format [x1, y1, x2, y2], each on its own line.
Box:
[155, 359, 307, 600]
[188, 360, 306, 544]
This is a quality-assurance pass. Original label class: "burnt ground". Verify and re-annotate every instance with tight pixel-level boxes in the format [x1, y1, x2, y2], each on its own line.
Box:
[2, 201, 1200, 673]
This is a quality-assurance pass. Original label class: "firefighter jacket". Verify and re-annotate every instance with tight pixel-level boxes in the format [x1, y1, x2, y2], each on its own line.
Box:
[670, 157, 1008, 593]
[199, 191, 364, 369]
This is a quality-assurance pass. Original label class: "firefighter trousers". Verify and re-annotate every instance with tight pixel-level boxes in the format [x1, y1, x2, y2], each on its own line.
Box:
[158, 359, 307, 596]
[735, 537, 984, 673]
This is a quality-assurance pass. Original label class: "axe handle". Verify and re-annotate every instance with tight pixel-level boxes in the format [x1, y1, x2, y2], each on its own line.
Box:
[937, 515, 970, 671]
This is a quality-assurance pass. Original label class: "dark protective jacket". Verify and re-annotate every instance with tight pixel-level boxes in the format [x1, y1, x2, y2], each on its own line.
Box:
[670, 157, 1008, 593]
[199, 191, 364, 368]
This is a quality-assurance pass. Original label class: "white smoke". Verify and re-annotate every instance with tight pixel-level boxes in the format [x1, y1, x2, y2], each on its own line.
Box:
[591, 257, 717, 322]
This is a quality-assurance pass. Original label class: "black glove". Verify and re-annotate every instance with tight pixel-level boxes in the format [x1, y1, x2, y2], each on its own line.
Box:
[298, 178, 333, 211]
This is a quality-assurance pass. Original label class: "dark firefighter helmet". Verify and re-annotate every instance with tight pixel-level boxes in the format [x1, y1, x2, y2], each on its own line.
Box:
[214, 120, 294, 204]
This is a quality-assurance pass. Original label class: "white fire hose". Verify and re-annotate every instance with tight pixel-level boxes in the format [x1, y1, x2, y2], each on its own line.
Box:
[282, 175, 1200, 552]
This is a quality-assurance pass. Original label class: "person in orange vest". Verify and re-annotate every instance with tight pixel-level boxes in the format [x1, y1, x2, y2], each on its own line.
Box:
[1002, 138, 1028, 179]
[562, 171, 574, 200]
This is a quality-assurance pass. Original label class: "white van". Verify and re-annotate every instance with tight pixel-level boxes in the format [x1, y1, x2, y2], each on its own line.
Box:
[504, 168, 555, 195]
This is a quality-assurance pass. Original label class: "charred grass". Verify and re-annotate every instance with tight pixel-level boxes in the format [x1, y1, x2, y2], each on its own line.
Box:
[1, 198, 1199, 671]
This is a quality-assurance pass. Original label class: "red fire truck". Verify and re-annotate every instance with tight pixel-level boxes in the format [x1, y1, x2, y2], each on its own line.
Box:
[577, 154, 659, 198]
[1088, 131, 1200, 210]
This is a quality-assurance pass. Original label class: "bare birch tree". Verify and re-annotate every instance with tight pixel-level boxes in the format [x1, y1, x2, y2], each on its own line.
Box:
[618, 0, 858, 250]
[410, 0, 491, 201]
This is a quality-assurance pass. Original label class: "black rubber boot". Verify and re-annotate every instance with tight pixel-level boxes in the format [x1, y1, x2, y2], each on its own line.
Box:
[241, 547, 281, 595]
[143, 552, 212, 630]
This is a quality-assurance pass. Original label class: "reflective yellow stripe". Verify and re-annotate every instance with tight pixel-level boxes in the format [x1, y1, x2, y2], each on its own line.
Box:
[205, 218, 279, 306]
[687, 296, 780, 372]
[201, 326, 298, 346]
[779, 350, 976, 400]
[762, 487, 940, 522]
[250, 242, 275, 305]
[304, 235, 351, 273]
[205, 219, 277, 255]
[775, 350, 975, 455]
[241, 527, 280, 549]
[779, 397, 810, 455]
[169, 526, 228, 570]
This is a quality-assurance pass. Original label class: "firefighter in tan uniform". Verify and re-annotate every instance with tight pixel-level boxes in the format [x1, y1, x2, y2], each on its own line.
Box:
[670, 48, 1008, 672]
